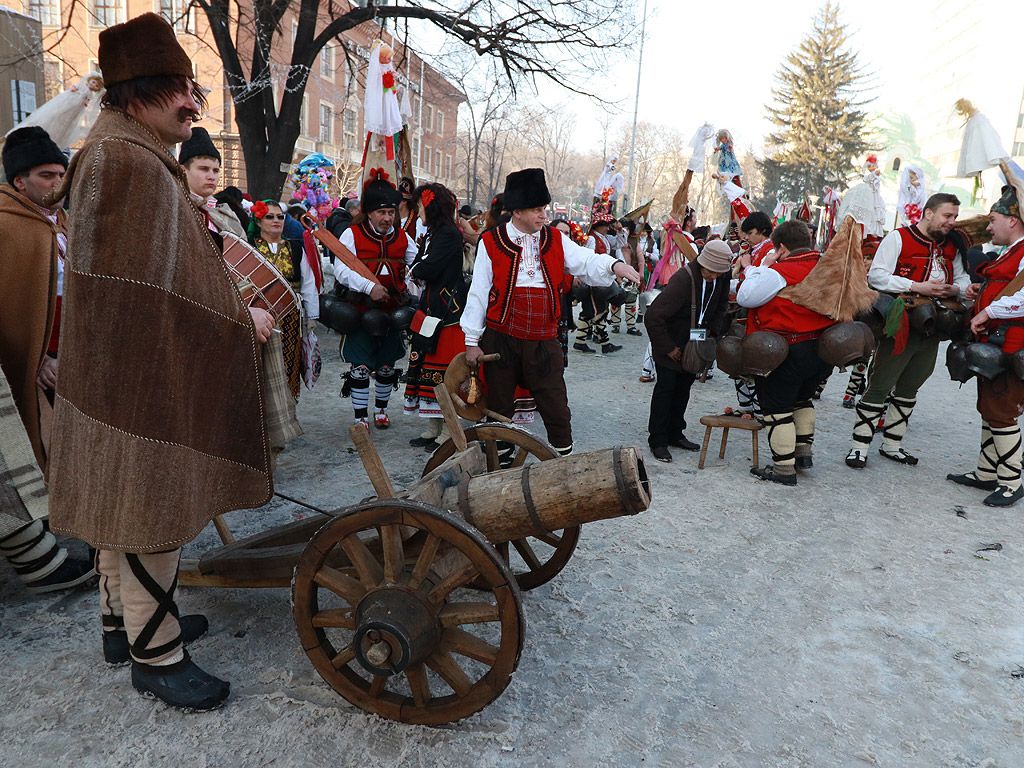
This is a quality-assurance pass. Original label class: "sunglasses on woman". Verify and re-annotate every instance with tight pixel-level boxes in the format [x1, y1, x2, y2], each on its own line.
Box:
[263, 214, 286, 220]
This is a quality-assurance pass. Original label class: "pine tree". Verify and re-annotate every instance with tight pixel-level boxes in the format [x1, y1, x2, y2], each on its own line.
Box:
[758, 2, 874, 206]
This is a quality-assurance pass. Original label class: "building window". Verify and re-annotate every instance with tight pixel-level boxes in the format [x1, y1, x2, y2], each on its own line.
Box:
[90, 0, 125, 27]
[422, 147, 432, 175]
[412, 136, 420, 168]
[426, 104, 434, 133]
[444, 154, 452, 180]
[43, 58, 62, 102]
[321, 44, 334, 80]
[1015, 142, 1024, 157]
[27, 0, 59, 25]
[159, 0, 193, 33]
[299, 94, 308, 137]
[11, 80, 36, 123]
[436, 152, 442, 177]
[343, 106, 358, 150]
[436, 111, 444, 136]
[1018, 113, 1024, 129]
[319, 102, 333, 144]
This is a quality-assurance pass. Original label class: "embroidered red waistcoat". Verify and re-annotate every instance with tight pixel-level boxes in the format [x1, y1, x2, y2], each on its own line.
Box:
[350, 221, 410, 295]
[748, 250, 834, 337]
[590, 234, 609, 255]
[893, 226, 956, 284]
[483, 224, 565, 328]
[975, 240, 1024, 353]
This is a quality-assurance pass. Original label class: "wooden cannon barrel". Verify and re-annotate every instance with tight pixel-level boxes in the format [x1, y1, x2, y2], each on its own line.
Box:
[441, 446, 650, 544]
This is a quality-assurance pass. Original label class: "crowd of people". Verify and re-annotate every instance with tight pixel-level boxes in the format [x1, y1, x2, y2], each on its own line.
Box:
[4, 10, 1024, 719]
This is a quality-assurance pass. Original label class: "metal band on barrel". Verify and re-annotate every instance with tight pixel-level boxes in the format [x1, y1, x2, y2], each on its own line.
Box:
[520, 464, 547, 537]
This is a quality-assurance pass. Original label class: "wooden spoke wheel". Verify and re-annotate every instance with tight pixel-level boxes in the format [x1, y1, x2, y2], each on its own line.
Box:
[422, 424, 581, 591]
[293, 499, 525, 725]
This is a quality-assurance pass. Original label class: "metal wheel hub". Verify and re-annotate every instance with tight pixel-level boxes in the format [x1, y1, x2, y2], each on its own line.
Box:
[353, 586, 440, 676]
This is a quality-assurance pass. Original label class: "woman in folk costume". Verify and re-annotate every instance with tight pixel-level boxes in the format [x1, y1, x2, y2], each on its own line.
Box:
[403, 183, 467, 448]
[837, 154, 887, 241]
[247, 200, 322, 400]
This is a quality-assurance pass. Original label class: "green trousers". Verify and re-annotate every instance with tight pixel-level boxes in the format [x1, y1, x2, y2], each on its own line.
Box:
[860, 331, 939, 406]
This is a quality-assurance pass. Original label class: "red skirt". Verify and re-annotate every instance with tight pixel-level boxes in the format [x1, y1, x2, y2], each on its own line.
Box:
[403, 324, 465, 417]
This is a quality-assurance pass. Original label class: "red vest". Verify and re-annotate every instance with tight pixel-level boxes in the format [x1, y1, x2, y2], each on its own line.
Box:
[975, 240, 1024, 353]
[590, 234, 609, 255]
[893, 226, 956, 284]
[748, 250, 834, 338]
[350, 221, 409, 295]
[482, 224, 565, 333]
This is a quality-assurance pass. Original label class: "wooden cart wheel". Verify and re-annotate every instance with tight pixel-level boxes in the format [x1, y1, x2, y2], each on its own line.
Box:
[293, 499, 525, 725]
[422, 424, 582, 590]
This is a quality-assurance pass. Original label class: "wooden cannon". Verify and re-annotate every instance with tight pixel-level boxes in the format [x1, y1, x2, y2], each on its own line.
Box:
[178, 386, 651, 724]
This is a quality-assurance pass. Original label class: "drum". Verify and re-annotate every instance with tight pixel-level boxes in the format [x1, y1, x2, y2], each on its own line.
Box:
[221, 232, 299, 321]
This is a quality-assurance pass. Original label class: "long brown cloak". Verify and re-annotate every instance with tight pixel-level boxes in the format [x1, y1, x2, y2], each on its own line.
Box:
[46, 108, 272, 552]
[0, 185, 63, 470]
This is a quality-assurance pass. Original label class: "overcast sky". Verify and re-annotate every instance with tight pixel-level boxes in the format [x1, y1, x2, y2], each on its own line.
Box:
[522, 0, 924, 154]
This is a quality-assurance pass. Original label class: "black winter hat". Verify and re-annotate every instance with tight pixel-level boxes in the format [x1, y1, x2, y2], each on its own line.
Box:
[3, 126, 68, 181]
[503, 168, 551, 211]
[361, 168, 402, 214]
[178, 126, 220, 165]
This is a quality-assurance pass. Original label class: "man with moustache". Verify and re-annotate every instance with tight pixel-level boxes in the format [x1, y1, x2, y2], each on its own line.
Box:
[845, 193, 970, 469]
[949, 185, 1024, 506]
[46, 14, 273, 711]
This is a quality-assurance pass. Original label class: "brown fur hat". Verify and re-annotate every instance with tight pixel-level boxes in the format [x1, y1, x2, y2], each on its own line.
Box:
[98, 13, 193, 87]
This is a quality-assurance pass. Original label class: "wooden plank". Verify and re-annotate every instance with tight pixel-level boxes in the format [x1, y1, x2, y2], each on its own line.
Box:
[433, 385, 468, 452]
[349, 423, 396, 498]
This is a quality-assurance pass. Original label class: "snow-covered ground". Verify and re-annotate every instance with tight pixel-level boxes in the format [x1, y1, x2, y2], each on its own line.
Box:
[4, 326, 1023, 768]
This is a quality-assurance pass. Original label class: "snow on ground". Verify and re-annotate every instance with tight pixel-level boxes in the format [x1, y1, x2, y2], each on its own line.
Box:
[3, 326, 1024, 768]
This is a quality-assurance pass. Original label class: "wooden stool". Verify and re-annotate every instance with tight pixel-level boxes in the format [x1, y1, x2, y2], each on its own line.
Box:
[697, 415, 762, 469]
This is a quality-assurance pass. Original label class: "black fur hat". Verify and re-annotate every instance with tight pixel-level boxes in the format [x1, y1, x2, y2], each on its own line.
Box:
[361, 168, 402, 213]
[178, 126, 220, 165]
[503, 168, 551, 211]
[3, 126, 68, 181]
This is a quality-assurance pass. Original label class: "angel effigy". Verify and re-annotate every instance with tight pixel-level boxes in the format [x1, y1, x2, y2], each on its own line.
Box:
[895, 165, 928, 227]
[4, 72, 104, 149]
[361, 41, 411, 186]
[836, 154, 886, 239]
[593, 155, 625, 216]
[955, 98, 1010, 202]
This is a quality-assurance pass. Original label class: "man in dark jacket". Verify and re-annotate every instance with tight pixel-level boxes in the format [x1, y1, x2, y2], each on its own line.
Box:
[645, 240, 733, 462]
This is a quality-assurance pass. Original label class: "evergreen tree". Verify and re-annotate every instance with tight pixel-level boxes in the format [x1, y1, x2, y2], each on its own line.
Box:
[758, 2, 874, 206]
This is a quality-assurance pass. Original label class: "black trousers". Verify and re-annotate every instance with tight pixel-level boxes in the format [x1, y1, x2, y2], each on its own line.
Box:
[647, 364, 697, 447]
[754, 339, 833, 415]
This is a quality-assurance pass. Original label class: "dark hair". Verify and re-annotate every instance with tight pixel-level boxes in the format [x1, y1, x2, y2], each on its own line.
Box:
[287, 204, 306, 220]
[459, 204, 473, 218]
[550, 218, 570, 228]
[683, 206, 697, 227]
[691, 225, 711, 241]
[740, 211, 773, 236]
[104, 74, 207, 112]
[925, 192, 960, 211]
[621, 219, 637, 235]
[414, 182, 457, 233]
[770, 219, 812, 251]
[213, 187, 249, 229]
[485, 193, 508, 231]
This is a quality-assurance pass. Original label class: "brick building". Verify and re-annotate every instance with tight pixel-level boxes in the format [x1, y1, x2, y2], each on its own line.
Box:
[4, 0, 463, 196]
[0, 7, 44, 134]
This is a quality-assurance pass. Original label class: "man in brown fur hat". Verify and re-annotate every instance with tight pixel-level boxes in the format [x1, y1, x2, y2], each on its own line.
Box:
[46, 13, 274, 711]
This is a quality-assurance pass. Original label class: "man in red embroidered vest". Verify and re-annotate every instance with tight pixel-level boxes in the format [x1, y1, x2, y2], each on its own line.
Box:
[846, 193, 970, 468]
[462, 168, 641, 455]
[737, 220, 835, 485]
[333, 172, 417, 428]
[950, 185, 1024, 506]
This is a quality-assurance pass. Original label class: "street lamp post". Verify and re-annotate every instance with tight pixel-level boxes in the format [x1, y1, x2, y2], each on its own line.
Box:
[623, 0, 649, 214]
